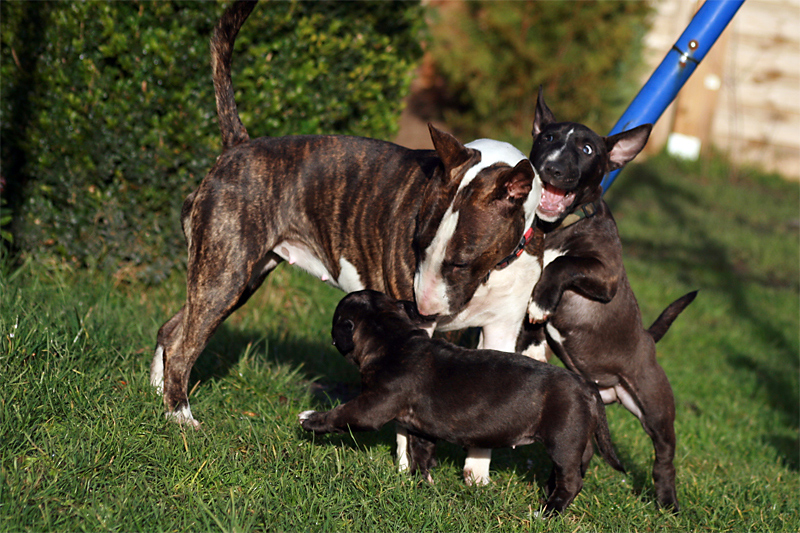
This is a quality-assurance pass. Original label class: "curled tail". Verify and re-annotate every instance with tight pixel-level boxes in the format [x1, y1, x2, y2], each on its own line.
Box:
[647, 291, 698, 343]
[211, 0, 256, 150]
[592, 392, 626, 473]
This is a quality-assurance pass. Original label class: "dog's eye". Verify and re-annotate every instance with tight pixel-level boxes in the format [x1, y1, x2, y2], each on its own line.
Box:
[544, 134, 554, 142]
[583, 144, 593, 155]
[446, 260, 469, 271]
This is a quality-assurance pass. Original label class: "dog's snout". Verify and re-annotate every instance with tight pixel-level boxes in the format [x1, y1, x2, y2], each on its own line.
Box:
[544, 163, 564, 179]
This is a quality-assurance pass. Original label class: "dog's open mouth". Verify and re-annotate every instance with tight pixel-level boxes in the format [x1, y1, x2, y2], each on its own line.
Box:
[537, 182, 576, 220]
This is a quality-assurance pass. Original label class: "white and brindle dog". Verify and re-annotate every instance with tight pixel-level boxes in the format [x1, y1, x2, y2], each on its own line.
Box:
[151, 0, 544, 485]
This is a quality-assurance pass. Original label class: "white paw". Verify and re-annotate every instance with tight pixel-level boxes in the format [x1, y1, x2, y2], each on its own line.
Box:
[396, 428, 410, 472]
[464, 468, 491, 486]
[527, 300, 549, 324]
[298, 410, 316, 421]
[166, 405, 200, 429]
[521, 342, 548, 363]
[464, 450, 492, 486]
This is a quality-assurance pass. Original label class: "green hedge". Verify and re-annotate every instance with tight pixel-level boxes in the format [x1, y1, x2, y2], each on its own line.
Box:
[1, 0, 424, 282]
[427, 0, 651, 145]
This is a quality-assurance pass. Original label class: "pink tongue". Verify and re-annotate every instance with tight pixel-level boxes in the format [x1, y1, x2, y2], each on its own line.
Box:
[540, 184, 568, 211]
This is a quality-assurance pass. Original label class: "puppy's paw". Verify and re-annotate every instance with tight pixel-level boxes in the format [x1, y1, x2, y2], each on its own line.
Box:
[521, 342, 548, 363]
[527, 299, 551, 324]
[298, 410, 317, 422]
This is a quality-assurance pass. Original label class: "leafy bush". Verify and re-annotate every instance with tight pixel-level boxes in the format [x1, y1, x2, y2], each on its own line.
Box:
[426, 0, 651, 144]
[0, 0, 424, 283]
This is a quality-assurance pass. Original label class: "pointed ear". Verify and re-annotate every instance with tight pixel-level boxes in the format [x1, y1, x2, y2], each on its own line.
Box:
[429, 124, 476, 174]
[497, 159, 536, 203]
[605, 124, 652, 171]
[532, 86, 557, 137]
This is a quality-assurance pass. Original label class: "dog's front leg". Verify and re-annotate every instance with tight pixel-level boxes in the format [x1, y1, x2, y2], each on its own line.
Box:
[462, 321, 528, 485]
[529, 255, 618, 323]
[299, 392, 398, 435]
[396, 426, 410, 472]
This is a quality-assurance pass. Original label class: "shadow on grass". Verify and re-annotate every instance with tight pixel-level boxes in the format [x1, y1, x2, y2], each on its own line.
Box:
[610, 157, 800, 471]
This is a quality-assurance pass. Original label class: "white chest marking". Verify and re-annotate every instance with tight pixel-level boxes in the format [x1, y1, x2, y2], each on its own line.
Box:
[542, 247, 566, 268]
[436, 252, 542, 352]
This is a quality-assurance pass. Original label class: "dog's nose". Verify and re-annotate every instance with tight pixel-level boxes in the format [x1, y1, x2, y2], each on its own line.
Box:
[544, 163, 563, 179]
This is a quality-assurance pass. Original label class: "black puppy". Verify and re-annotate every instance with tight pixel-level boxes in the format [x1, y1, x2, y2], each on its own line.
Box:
[517, 89, 696, 513]
[299, 290, 625, 516]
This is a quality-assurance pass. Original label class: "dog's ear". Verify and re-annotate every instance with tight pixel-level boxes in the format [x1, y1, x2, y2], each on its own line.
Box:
[331, 318, 355, 355]
[532, 86, 557, 137]
[429, 124, 478, 178]
[496, 159, 536, 204]
[605, 124, 652, 171]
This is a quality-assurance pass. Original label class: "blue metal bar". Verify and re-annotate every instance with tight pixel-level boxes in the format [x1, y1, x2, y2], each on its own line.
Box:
[602, 0, 745, 193]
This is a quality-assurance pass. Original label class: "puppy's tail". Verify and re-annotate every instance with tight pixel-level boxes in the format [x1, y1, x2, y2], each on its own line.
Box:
[211, 0, 256, 150]
[647, 290, 698, 343]
[591, 390, 625, 474]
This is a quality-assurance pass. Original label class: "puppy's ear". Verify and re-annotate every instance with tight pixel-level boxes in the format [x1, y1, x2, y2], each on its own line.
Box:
[331, 318, 355, 354]
[605, 124, 652, 171]
[532, 86, 556, 137]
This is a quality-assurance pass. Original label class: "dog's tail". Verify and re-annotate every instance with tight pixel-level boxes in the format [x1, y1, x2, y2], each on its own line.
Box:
[647, 291, 698, 343]
[211, 0, 256, 150]
[591, 390, 626, 474]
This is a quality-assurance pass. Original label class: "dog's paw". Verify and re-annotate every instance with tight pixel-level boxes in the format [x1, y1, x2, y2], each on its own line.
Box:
[521, 342, 548, 363]
[464, 468, 491, 487]
[165, 405, 201, 429]
[527, 300, 551, 324]
[298, 410, 317, 422]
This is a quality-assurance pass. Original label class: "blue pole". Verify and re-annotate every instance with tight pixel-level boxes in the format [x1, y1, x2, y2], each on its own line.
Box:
[602, 0, 745, 193]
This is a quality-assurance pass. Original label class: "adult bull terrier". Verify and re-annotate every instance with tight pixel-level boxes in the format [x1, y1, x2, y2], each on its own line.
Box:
[517, 89, 696, 512]
[299, 290, 625, 516]
[151, 0, 543, 484]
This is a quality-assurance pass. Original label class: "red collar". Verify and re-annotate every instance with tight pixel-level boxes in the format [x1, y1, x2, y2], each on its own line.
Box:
[494, 226, 535, 270]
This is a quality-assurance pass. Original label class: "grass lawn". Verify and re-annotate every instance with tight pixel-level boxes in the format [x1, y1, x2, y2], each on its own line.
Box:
[1, 152, 798, 531]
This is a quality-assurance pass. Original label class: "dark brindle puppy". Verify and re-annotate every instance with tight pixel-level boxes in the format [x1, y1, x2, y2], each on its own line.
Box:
[299, 290, 625, 516]
[152, 0, 544, 488]
[516, 89, 696, 512]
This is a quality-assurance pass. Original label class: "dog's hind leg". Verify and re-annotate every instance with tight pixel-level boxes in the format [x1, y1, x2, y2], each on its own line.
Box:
[616, 362, 679, 513]
[160, 249, 282, 427]
[542, 454, 583, 515]
[151, 306, 185, 393]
